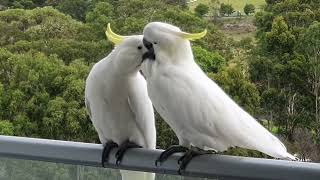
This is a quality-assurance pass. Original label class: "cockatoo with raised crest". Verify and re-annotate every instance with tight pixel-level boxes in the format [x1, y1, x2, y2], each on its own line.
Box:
[141, 22, 296, 173]
[85, 23, 156, 180]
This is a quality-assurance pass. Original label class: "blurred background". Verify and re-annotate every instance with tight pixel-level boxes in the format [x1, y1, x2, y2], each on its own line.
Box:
[0, 0, 319, 165]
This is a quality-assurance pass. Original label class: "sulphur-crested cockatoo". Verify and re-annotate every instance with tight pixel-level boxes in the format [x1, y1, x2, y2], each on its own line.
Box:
[141, 22, 296, 172]
[85, 23, 156, 180]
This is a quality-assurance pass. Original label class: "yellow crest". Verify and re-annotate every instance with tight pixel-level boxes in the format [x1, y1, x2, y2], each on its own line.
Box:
[105, 23, 126, 45]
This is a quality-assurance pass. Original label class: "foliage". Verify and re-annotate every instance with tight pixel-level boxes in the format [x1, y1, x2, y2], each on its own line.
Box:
[188, 0, 266, 14]
[219, 3, 234, 16]
[297, 22, 320, 138]
[249, 0, 320, 142]
[155, 112, 178, 149]
[0, 48, 97, 141]
[2, 0, 46, 9]
[0, 120, 14, 135]
[194, 3, 209, 17]
[193, 45, 226, 73]
[265, 16, 296, 54]
[56, 0, 89, 21]
[210, 63, 261, 115]
[0, 7, 110, 64]
[244, 4, 255, 15]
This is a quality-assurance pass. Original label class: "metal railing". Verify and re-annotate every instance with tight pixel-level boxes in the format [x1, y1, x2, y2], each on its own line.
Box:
[0, 135, 319, 180]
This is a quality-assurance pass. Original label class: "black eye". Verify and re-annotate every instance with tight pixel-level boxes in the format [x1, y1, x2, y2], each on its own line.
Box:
[153, 42, 157, 44]
[137, 46, 142, 50]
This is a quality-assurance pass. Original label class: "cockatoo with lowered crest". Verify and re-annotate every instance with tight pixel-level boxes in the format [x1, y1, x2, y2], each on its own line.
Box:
[85, 23, 156, 180]
[141, 22, 297, 173]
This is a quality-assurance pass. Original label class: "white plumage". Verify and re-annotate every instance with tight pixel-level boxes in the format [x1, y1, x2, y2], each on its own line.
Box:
[141, 22, 295, 160]
[85, 34, 156, 180]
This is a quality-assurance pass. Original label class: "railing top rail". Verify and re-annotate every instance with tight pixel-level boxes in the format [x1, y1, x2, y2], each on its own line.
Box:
[0, 135, 319, 180]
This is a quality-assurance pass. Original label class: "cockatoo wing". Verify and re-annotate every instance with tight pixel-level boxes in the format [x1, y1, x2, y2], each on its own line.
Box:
[126, 72, 156, 180]
[148, 64, 295, 160]
[128, 72, 156, 149]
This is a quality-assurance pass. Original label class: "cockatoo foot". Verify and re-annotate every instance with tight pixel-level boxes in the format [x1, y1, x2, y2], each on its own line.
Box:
[155, 145, 189, 166]
[115, 140, 142, 165]
[177, 147, 212, 175]
[102, 141, 119, 167]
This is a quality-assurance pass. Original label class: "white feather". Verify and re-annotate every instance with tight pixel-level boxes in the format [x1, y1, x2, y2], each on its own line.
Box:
[85, 35, 156, 180]
[142, 22, 296, 160]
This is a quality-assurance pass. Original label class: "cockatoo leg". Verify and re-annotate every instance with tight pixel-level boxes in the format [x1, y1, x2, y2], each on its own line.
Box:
[155, 145, 189, 166]
[115, 140, 142, 165]
[177, 147, 213, 174]
[102, 141, 119, 167]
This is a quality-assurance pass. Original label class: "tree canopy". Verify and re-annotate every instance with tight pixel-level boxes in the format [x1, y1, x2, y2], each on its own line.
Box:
[220, 3, 234, 16]
[244, 4, 255, 15]
[250, 0, 320, 144]
[195, 3, 209, 17]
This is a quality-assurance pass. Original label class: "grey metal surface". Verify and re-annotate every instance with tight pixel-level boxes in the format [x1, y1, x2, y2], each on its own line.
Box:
[0, 135, 319, 180]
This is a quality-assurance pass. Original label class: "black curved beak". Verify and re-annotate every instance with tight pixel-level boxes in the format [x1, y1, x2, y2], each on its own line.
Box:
[142, 38, 155, 61]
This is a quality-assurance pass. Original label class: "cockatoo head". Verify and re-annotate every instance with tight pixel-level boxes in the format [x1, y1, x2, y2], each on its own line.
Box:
[106, 24, 150, 74]
[142, 22, 207, 64]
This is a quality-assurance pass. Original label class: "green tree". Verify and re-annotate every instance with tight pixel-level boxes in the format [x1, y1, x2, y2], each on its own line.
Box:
[255, 11, 274, 34]
[56, 0, 89, 21]
[0, 48, 97, 141]
[85, 1, 114, 40]
[0, 7, 109, 64]
[298, 22, 320, 138]
[193, 45, 226, 73]
[0, 120, 14, 135]
[194, 3, 209, 17]
[208, 0, 220, 18]
[265, 16, 296, 54]
[2, 0, 47, 9]
[210, 64, 261, 115]
[155, 112, 178, 149]
[249, 0, 320, 142]
[244, 4, 255, 15]
[220, 3, 234, 16]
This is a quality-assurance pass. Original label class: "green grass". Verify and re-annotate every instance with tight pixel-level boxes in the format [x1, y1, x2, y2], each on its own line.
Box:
[188, 0, 266, 13]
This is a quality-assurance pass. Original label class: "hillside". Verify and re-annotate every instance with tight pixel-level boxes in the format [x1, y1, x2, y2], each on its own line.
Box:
[188, 0, 266, 13]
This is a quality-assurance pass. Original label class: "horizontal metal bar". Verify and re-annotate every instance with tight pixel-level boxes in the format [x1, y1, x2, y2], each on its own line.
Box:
[0, 135, 319, 180]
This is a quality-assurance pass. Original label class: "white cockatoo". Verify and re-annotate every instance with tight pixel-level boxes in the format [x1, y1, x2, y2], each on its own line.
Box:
[141, 22, 296, 172]
[85, 23, 156, 180]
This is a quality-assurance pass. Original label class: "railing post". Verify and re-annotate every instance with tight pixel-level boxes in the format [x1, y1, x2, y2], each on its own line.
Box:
[76, 165, 81, 180]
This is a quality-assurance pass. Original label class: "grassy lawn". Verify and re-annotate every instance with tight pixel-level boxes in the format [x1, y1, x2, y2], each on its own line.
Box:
[188, 0, 266, 13]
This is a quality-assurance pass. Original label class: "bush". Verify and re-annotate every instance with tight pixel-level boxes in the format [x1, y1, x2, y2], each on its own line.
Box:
[193, 45, 226, 73]
[194, 3, 209, 17]
[220, 3, 234, 16]
[244, 4, 255, 15]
